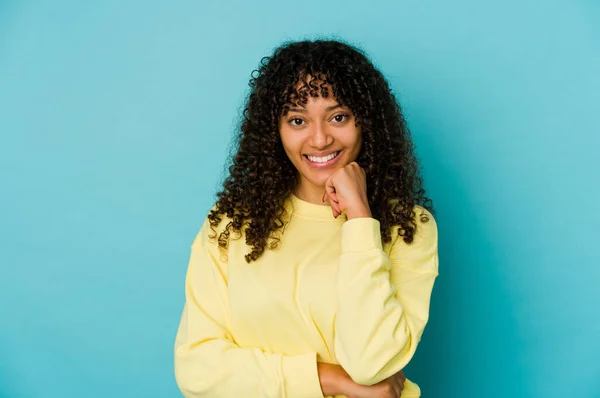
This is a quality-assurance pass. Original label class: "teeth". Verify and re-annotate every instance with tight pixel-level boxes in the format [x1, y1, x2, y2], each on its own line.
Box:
[307, 152, 339, 163]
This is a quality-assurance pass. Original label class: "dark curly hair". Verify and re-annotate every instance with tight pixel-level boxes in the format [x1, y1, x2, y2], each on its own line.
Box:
[208, 38, 434, 263]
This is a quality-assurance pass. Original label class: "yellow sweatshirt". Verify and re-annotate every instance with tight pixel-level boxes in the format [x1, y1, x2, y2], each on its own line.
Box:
[174, 193, 438, 398]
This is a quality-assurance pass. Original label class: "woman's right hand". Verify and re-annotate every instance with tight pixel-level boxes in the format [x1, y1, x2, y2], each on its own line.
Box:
[318, 362, 406, 398]
[343, 370, 406, 398]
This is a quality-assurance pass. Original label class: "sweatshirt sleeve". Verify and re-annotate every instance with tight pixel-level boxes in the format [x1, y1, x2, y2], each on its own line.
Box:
[174, 217, 325, 398]
[333, 207, 438, 386]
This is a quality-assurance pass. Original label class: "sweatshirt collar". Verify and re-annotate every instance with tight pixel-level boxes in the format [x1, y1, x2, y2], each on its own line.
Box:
[286, 193, 347, 222]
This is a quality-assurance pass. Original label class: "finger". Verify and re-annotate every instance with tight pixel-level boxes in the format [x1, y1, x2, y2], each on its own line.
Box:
[324, 175, 337, 206]
[323, 189, 341, 215]
[322, 190, 338, 203]
[391, 376, 401, 398]
[396, 373, 405, 395]
[322, 191, 339, 217]
[329, 200, 338, 218]
[322, 189, 337, 204]
[327, 190, 339, 204]
[331, 198, 342, 218]
[325, 190, 340, 208]
[330, 195, 341, 215]
[397, 370, 406, 384]
[325, 174, 336, 199]
[324, 174, 345, 217]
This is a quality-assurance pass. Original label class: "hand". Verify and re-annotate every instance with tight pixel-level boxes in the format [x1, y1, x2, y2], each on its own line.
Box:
[344, 370, 406, 398]
[317, 362, 406, 398]
[322, 162, 371, 220]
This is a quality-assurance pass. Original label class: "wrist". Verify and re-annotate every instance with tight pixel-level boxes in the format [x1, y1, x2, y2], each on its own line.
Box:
[317, 363, 352, 397]
[346, 207, 372, 220]
[345, 199, 371, 220]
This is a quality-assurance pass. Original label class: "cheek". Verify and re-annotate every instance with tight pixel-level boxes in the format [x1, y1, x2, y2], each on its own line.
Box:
[279, 132, 301, 159]
[279, 128, 291, 149]
[344, 128, 362, 152]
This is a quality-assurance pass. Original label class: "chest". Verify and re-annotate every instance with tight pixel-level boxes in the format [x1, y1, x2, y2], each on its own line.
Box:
[226, 220, 342, 351]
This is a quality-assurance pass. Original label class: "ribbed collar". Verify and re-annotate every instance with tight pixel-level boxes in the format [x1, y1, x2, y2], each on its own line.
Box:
[285, 193, 347, 222]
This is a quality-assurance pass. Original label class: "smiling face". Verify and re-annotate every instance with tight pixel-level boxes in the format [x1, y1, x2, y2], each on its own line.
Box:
[279, 88, 362, 204]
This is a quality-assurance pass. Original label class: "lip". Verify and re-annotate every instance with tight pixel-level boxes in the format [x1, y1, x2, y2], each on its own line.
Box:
[303, 151, 342, 168]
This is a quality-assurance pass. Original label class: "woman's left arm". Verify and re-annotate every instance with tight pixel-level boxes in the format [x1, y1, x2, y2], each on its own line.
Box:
[333, 208, 439, 386]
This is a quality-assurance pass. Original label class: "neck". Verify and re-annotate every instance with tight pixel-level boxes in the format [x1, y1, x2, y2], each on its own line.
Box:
[293, 182, 329, 206]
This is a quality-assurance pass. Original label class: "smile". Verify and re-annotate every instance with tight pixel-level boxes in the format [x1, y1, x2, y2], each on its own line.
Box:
[303, 151, 342, 168]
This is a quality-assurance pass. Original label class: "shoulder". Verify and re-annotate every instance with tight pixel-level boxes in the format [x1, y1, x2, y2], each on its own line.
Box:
[387, 204, 438, 271]
[386, 200, 437, 241]
[396, 204, 437, 245]
[191, 205, 235, 248]
[411, 205, 437, 240]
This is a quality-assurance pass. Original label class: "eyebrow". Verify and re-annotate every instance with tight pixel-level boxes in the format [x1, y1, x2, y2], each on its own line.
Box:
[288, 104, 343, 113]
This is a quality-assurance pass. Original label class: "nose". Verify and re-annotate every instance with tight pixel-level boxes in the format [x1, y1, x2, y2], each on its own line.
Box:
[309, 121, 333, 149]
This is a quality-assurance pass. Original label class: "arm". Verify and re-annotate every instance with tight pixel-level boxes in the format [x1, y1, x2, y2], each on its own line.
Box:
[318, 363, 407, 398]
[174, 218, 325, 398]
[333, 208, 439, 386]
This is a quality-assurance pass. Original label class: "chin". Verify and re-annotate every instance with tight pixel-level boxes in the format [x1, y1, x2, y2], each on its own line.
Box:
[295, 151, 356, 185]
[303, 168, 341, 188]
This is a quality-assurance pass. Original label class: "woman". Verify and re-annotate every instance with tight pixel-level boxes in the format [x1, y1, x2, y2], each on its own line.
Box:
[174, 39, 438, 398]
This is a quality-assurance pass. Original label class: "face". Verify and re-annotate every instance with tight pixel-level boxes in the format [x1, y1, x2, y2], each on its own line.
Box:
[279, 90, 362, 203]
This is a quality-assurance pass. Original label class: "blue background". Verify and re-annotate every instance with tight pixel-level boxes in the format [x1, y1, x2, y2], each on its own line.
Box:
[1, 1, 599, 397]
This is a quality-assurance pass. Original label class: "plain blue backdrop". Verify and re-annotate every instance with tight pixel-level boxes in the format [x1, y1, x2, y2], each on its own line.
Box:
[1, 1, 599, 397]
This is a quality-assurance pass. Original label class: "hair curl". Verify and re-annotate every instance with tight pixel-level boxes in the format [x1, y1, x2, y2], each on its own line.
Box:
[208, 39, 434, 263]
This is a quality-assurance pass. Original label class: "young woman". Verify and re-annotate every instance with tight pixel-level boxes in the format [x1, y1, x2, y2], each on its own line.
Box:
[174, 39, 439, 398]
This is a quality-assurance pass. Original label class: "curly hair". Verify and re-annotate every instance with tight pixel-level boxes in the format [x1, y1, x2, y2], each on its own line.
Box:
[208, 39, 434, 263]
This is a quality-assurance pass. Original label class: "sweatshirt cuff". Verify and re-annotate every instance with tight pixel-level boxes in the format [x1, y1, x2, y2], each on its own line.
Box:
[282, 352, 324, 398]
[341, 217, 382, 253]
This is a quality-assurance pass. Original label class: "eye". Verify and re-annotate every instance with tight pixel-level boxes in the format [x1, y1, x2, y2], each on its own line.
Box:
[289, 117, 305, 127]
[332, 113, 349, 123]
